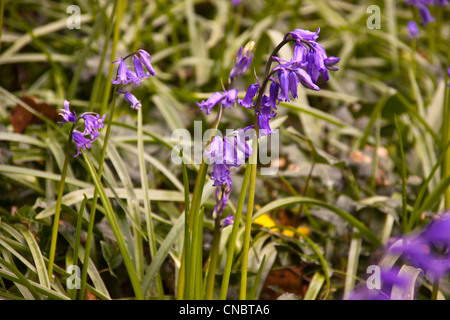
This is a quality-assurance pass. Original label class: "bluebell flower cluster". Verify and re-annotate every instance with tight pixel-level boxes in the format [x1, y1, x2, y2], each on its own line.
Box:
[406, 0, 448, 26]
[239, 28, 339, 136]
[347, 266, 410, 300]
[407, 20, 419, 40]
[204, 127, 254, 223]
[348, 212, 450, 300]
[198, 28, 339, 228]
[229, 41, 254, 83]
[59, 100, 105, 157]
[388, 213, 450, 278]
[112, 49, 155, 110]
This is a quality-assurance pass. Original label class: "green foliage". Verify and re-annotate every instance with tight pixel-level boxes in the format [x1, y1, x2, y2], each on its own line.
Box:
[0, 0, 449, 301]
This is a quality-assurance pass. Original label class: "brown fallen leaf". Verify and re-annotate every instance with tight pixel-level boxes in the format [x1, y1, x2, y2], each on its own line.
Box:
[10, 96, 60, 133]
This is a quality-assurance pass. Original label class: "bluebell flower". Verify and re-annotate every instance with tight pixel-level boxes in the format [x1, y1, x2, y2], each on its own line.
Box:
[213, 184, 232, 219]
[133, 54, 150, 82]
[347, 266, 411, 300]
[238, 83, 259, 108]
[256, 112, 272, 137]
[229, 41, 255, 83]
[220, 214, 235, 229]
[82, 113, 105, 139]
[294, 68, 320, 91]
[137, 49, 156, 76]
[405, 0, 437, 25]
[125, 68, 142, 88]
[418, 4, 435, 25]
[204, 136, 224, 165]
[197, 92, 224, 115]
[122, 91, 142, 110]
[111, 57, 129, 85]
[292, 44, 308, 68]
[285, 28, 320, 43]
[221, 89, 239, 109]
[72, 130, 92, 158]
[268, 81, 279, 110]
[387, 212, 450, 279]
[407, 20, 419, 40]
[59, 100, 77, 124]
[211, 163, 232, 187]
[277, 68, 290, 102]
[197, 89, 238, 114]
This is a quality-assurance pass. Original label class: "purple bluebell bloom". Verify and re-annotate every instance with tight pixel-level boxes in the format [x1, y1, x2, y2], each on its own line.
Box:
[223, 136, 238, 166]
[72, 130, 92, 158]
[277, 68, 291, 102]
[229, 41, 255, 83]
[213, 184, 232, 219]
[197, 92, 224, 114]
[347, 266, 411, 300]
[123, 91, 142, 110]
[221, 214, 235, 229]
[137, 49, 156, 76]
[256, 112, 272, 137]
[211, 163, 232, 187]
[288, 71, 299, 99]
[133, 54, 150, 82]
[268, 81, 279, 110]
[295, 68, 320, 91]
[59, 100, 77, 124]
[204, 136, 224, 165]
[285, 28, 320, 43]
[82, 114, 105, 139]
[407, 20, 419, 40]
[238, 83, 259, 108]
[221, 89, 239, 109]
[111, 57, 129, 85]
[418, 4, 435, 25]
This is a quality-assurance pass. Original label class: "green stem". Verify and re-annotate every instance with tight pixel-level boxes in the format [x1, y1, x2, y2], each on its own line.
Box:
[219, 159, 252, 299]
[185, 161, 208, 299]
[239, 137, 258, 300]
[177, 154, 191, 300]
[205, 215, 222, 299]
[137, 108, 165, 299]
[82, 150, 144, 300]
[47, 124, 75, 281]
[100, 0, 124, 116]
[79, 92, 117, 300]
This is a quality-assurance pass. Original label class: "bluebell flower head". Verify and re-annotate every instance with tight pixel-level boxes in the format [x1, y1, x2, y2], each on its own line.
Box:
[238, 83, 259, 109]
[285, 28, 320, 43]
[72, 130, 92, 158]
[211, 163, 232, 187]
[277, 68, 291, 102]
[347, 266, 412, 300]
[221, 214, 235, 229]
[229, 41, 255, 83]
[111, 57, 129, 85]
[133, 54, 150, 81]
[137, 49, 156, 76]
[197, 91, 224, 115]
[59, 100, 77, 125]
[256, 112, 272, 137]
[407, 20, 419, 40]
[294, 68, 320, 91]
[268, 81, 279, 110]
[204, 136, 224, 165]
[82, 113, 105, 140]
[418, 4, 435, 25]
[221, 89, 239, 109]
[213, 184, 232, 219]
[123, 91, 142, 110]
